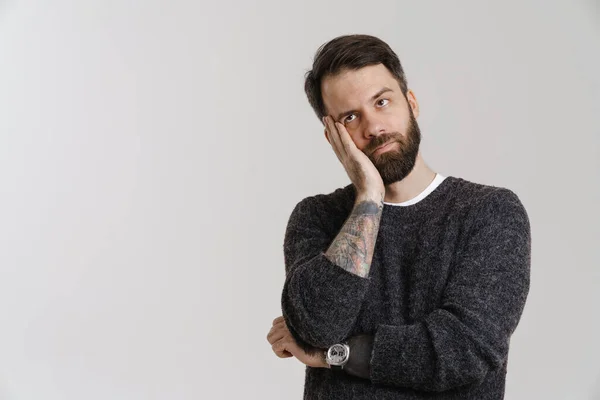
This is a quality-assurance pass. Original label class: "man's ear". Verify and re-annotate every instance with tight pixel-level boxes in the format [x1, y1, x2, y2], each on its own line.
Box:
[406, 89, 420, 118]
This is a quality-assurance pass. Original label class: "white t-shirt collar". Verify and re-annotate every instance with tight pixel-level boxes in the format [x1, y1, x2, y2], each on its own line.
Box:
[383, 173, 447, 206]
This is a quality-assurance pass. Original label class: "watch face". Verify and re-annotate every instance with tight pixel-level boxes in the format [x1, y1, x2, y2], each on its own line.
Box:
[327, 344, 349, 365]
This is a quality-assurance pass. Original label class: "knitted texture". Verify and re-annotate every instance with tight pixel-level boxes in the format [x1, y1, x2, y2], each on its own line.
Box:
[281, 176, 531, 399]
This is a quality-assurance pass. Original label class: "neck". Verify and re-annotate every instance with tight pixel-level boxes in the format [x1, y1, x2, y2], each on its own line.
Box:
[383, 152, 437, 203]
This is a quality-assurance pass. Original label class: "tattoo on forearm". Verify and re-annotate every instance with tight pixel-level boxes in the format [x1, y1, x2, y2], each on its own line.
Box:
[324, 195, 384, 278]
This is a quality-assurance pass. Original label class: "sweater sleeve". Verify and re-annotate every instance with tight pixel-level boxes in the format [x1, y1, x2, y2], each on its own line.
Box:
[368, 189, 531, 391]
[280, 197, 371, 350]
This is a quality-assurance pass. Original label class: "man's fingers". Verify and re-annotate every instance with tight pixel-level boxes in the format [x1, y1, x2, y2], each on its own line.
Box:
[266, 325, 285, 344]
[272, 340, 294, 358]
[324, 116, 347, 160]
[323, 117, 344, 155]
[267, 316, 295, 358]
[275, 347, 294, 358]
[271, 318, 285, 329]
[335, 121, 356, 151]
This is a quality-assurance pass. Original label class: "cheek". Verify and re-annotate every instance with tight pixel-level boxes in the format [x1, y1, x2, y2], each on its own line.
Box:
[394, 116, 411, 135]
[392, 111, 407, 126]
[349, 133, 369, 151]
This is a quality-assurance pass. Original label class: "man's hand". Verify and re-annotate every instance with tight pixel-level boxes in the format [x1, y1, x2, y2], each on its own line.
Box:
[267, 316, 329, 369]
[323, 115, 385, 199]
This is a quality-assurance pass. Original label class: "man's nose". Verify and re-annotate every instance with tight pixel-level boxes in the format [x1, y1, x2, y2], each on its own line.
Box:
[364, 121, 386, 140]
[362, 116, 387, 140]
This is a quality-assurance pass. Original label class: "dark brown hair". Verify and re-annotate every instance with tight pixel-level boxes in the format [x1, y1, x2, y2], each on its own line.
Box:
[304, 34, 409, 123]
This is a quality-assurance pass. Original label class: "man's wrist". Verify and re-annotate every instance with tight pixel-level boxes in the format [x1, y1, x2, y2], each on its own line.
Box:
[321, 349, 331, 368]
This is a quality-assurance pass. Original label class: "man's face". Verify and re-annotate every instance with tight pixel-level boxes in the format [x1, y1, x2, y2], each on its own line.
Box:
[321, 64, 421, 185]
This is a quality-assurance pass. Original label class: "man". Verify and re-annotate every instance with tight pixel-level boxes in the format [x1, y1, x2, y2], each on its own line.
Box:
[266, 34, 531, 399]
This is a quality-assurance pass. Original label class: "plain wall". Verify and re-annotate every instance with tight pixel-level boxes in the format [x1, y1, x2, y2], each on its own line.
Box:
[0, 0, 598, 399]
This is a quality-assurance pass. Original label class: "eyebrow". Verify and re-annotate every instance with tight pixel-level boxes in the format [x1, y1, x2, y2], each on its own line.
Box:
[335, 86, 394, 122]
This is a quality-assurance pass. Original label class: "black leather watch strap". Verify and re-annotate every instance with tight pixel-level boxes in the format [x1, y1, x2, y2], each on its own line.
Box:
[330, 364, 344, 372]
[344, 334, 374, 379]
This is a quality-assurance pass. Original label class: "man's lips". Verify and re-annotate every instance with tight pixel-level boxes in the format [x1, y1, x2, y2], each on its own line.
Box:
[373, 141, 395, 155]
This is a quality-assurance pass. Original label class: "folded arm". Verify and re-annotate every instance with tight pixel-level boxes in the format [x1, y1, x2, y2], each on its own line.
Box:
[343, 190, 531, 391]
[281, 192, 383, 350]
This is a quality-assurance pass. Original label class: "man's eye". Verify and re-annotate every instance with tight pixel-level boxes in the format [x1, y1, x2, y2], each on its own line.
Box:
[377, 99, 389, 107]
[344, 114, 356, 123]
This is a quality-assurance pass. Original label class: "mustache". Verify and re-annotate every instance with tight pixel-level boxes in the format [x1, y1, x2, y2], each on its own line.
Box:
[366, 133, 402, 155]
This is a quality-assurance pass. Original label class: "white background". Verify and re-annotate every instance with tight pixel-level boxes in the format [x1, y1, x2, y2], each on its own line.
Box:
[0, 1, 598, 399]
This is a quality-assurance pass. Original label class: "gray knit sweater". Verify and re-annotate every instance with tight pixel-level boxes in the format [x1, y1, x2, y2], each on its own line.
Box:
[281, 176, 531, 399]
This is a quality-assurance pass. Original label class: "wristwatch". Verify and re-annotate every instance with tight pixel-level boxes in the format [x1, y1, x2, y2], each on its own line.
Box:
[325, 342, 350, 371]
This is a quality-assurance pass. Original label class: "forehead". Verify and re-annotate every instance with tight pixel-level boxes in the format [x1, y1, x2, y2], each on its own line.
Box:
[321, 64, 399, 113]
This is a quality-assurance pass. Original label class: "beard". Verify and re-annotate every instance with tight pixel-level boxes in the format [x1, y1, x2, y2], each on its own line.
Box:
[364, 107, 421, 186]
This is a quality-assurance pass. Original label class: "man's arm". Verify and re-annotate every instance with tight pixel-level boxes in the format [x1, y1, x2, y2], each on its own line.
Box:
[323, 192, 384, 277]
[342, 189, 531, 391]
[281, 191, 384, 350]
